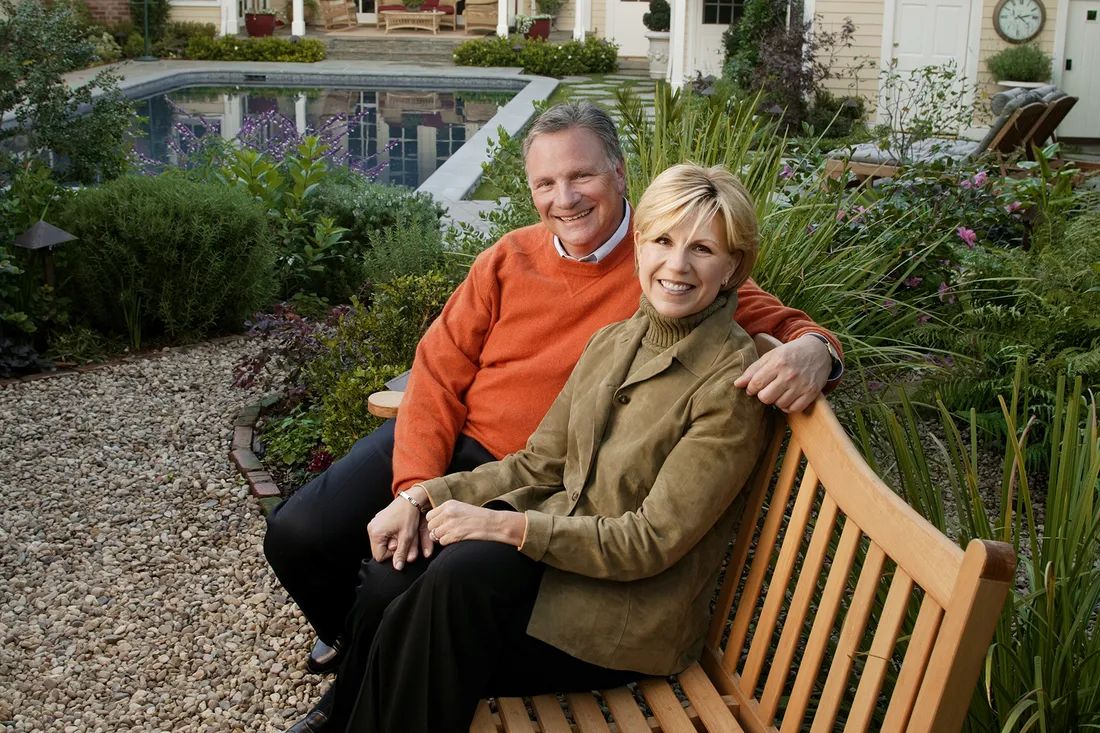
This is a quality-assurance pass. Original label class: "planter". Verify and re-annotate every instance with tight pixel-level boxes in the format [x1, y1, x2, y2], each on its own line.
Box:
[645, 30, 670, 80]
[995, 80, 1049, 89]
[524, 17, 551, 39]
[245, 12, 278, 36]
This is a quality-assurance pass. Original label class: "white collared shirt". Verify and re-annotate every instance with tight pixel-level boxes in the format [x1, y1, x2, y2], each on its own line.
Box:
[553, 199, 632, 264]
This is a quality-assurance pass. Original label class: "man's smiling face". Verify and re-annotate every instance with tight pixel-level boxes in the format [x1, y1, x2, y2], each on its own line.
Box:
[525, 127, 627, 259]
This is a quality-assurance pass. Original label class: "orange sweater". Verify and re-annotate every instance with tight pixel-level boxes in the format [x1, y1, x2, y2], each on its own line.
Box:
[391, 222, 841, 496]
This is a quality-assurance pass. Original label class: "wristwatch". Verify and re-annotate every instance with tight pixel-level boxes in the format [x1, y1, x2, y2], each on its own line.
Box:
[807, 333, 844, 382]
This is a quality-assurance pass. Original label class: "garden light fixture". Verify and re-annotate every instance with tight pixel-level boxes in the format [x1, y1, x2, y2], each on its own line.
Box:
[14, 221, 76, 290]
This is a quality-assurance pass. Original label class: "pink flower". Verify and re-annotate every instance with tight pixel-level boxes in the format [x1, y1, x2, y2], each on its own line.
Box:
[960, 178, 972, 189]
[807, 224, 818, 234]
[903, 276, 923, 287]
[883, 299, 896, 310]
[938, 281, 955, 305]
[1005, 201, 1022, 214]
[916, 314, 931, 324]
[957, 226, 977, 248]
[972, 170, 988, 187]
[836, 209, 847, 221]
[781, 164, 793, 179]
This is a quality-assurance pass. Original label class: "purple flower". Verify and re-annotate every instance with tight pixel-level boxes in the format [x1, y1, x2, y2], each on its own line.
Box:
[883, 299, 896, 310]
[938, 281, 955, 305]
[916, 314, 931, 324]
[957, 227, 977, 248]
[807, 224, 818, 234]
[781, 164, 793, 179]
[903, 276, 923, 287]
[960, 178, 972, 189]
[836, 209, 846, 221]
[1005, 201, 1022, 214]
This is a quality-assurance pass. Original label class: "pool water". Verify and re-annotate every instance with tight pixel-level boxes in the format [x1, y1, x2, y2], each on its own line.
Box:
[130, 86, 514, 189]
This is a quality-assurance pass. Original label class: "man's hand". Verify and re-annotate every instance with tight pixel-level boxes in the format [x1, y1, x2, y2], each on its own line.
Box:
[367, 497, 426, 570]
[734, 333, 833, 413]
[426, 500, 526, 547]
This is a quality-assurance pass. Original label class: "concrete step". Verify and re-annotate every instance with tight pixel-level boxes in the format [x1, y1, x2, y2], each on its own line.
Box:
[324, 35, 467, 62]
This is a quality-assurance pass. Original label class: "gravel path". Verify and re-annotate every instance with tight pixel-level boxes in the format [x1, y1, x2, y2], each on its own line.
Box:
[0, 341, 324, 733]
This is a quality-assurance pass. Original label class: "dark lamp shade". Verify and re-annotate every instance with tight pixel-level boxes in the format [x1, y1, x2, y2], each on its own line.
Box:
[14, 221, 77, 251]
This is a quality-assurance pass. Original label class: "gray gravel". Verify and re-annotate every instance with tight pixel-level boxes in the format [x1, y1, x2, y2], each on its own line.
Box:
[0, 341, 324, 733]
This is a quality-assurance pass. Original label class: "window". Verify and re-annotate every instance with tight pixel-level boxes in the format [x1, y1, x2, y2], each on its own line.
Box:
[702, 0, 743, 25]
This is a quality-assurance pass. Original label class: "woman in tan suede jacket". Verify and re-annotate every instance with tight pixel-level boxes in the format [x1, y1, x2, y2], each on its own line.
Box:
[316, 164, 769, 733]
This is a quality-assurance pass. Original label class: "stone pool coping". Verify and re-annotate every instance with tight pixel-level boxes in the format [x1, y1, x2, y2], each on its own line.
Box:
[44, 59, 560, 204]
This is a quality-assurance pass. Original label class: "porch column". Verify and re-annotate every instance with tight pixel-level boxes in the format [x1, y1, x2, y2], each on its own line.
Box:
[667, 0, 687, 88]
[295, 94, 308, 136]
[496, 0, 508, 36]
[222, 94, 242, 140]
[292, 0, 306, 35]
[572, 0, 586, 39]
[223, 0, 239, 35]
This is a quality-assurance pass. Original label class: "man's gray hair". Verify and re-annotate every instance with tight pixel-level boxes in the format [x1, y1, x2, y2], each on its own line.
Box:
[521, 102, 624, 169]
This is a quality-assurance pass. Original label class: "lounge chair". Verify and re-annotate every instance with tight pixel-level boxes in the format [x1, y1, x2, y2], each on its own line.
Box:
[463, 0, 497, 33]
[1023, 95, 1077, 159]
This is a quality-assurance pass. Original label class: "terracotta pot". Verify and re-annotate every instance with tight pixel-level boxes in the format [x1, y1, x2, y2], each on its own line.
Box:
[524, 17, 551, 39]
[245, 12, 278, 37]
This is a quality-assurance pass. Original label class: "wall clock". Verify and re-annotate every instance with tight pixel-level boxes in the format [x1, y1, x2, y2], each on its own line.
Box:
[993, 0, 1046, 43]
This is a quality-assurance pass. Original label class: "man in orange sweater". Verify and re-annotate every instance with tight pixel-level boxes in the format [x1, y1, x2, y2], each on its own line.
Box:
[266, 102, 843, 698]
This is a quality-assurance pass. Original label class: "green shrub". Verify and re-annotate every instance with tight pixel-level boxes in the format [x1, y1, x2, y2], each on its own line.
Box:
[57, 175, 277, 346]
[184, 35, 327, 62]
[361, 218, 445, 285]
[152, 21, 216, 58]
[454, 35, 618, 76]
[312, 179, 444, 249]
[642, 0, 670, 31]
[129, 0, 171, 41]
[122, 32, 146, 57]
[305, 274, 455, 456]
[986, 43, 1052, 83]
[88, 30, 122, 62]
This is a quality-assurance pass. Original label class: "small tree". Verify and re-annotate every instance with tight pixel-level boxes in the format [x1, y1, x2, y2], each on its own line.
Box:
[643, 0, 670, 32]
[0, 0, 136, 183]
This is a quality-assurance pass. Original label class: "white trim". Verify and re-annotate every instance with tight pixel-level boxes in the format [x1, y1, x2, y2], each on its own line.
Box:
[170, 0, 221, 6]
[1052, 0, 1070, 85]
[876, 0, 896, 124]
[804, 0, 815, 22]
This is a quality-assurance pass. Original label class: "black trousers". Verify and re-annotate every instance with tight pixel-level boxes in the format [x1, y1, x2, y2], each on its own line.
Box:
[328, 540, 642, 733]
[263, 419, 497, 644]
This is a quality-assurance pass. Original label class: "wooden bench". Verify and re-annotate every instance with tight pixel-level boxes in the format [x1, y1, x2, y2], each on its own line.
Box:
[367, 334, 1015, 732]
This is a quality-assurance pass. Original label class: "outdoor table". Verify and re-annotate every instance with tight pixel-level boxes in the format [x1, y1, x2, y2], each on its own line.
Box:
[381, 9, 445, 33]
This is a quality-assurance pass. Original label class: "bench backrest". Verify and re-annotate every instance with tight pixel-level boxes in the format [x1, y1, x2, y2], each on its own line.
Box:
[703, 335, 1016, 733]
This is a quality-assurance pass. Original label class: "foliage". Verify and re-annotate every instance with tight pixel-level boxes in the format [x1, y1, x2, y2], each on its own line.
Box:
[0, 0, 136, 182]
[642, 0, 670, 32]
[453, 35, 619, 76]
[856, 364, 1100, 732]
[722, 0, 787, 87]
[152, 21, 216, 58]
[88, 30, 122, 63]
[986, 43, 1052, 83]
[873, 60, 974, 163]
[536, 0, 563, 15]
[184, 35, 327, 62]
[45, 325, 110, 364]
[312, 178, 444, 249]
[122, 32, 147, 58]
[129, 0, 171, 41]
[514, 14, 553, 35]
[805, 89, 867, 145]
[263, 403, 326, 467]
[57, 174, 277, 347]
[0, 338, 53, 378]
[361, 219, 446, 285]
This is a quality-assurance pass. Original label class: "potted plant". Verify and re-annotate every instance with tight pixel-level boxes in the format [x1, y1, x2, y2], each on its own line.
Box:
[642, 0, 670, 80]
[515, 13, 552, 39]
[535, 0, 561, 23]
[986, 43, 1053, 88]
[402, 0, 424, 9]
[244, 6, 278, 36]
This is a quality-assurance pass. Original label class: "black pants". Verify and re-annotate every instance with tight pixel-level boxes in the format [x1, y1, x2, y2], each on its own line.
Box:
[263, 419, 496, 644]
[328, 540, 642, 733]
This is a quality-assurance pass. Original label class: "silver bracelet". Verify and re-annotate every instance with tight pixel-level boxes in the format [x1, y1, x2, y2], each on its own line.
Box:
[398, 489, 428, 514]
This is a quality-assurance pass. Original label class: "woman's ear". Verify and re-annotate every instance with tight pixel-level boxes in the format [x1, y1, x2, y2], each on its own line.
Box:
[725, 252, 743, 287]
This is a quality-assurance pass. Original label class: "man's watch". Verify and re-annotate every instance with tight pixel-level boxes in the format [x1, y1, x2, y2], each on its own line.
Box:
[807, 333, 844, 382]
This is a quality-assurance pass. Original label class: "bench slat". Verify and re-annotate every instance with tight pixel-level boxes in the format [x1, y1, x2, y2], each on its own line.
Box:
[530, 695, 572, 733]
[844, 567, 915, 733]
[810, 541, 887, 733]
[779, 517, 862, 733]
[470, 700, 498, 733]
[742, 466, 820, 692]
[600, 687, 652, 732]
[563, 692, 613, 733]
[678, 662, 745, 732]
[880, 593, 945, 730]
[638, 679, 696, 733]
[707, 427, 786, 650]
[497, 697, 536, 733]
[758, 493, 840, 723]
[725, 439, 804, 676]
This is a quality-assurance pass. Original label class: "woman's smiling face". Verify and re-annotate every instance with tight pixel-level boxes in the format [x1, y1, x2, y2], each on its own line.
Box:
[636, 211, 739, 319]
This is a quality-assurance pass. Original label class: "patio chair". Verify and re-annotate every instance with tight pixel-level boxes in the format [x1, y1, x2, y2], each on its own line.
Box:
[825, 85, 1060, 181]
[1023, 94, 1078, 159]
[320, 0, 358, 30]
[464, 0, 497, 33]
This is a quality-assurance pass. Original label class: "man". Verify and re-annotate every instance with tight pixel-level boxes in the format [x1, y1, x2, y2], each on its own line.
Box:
[265, 102, 844, 706]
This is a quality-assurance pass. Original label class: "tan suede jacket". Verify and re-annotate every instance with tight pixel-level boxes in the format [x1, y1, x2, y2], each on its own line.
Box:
[421, 294, 768, 675]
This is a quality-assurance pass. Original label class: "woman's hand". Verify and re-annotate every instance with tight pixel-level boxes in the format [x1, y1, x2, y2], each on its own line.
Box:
[367, 497, 428, 570]
[425, 501, 526, 548]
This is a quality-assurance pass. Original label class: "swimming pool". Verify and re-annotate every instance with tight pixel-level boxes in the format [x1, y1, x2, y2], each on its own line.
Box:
[131, 86, 516, 189]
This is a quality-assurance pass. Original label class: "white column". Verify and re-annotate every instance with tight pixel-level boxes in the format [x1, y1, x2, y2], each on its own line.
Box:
[417, 125, 437, 187]
[223, 0, 239, 35]
[496, 0, 508, 36]
[292, 0, 306, 35]
[572, 0, 586, 39]
[667, 0, 687, 88]
[222, 94, 242, 140]
[295, 94, 308, 136]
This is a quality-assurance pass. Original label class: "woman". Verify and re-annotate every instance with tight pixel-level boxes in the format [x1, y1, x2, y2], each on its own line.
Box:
[290, 163, 769, 733]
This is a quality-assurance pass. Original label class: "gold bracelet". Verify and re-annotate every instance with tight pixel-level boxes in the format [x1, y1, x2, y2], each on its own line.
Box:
[398, 489, 428, 514]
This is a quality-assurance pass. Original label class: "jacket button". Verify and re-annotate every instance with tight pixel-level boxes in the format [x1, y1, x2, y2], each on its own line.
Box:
[570, 491, 579, 501]
[616, 394, 630, 405]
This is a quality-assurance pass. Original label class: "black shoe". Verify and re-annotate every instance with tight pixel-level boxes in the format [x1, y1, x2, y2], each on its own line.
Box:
[306, 637, 344, 675]
[285, 709, 329, 733]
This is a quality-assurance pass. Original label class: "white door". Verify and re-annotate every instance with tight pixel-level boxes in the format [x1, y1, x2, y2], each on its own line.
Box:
[1060, 0, 1100, 138]
[687, 0, 731, 77]
[608, 0, 649, 57]
[891, 0, 971, 72]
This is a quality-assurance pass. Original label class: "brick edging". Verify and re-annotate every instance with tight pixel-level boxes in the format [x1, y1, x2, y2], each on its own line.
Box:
[229, 393, 285, 515]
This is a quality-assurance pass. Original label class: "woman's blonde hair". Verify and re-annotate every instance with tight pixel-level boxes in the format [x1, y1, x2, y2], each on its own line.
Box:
[634, 164, 759, 290]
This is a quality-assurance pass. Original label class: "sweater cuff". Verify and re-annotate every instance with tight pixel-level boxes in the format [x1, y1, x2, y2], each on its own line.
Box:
[790, 328, 844, 392]
[518, 511, 552, 561]
[420, 477, 453, 509]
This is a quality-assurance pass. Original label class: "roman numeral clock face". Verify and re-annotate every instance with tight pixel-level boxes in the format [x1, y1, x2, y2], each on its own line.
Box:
[994, 0, 1045, 42]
